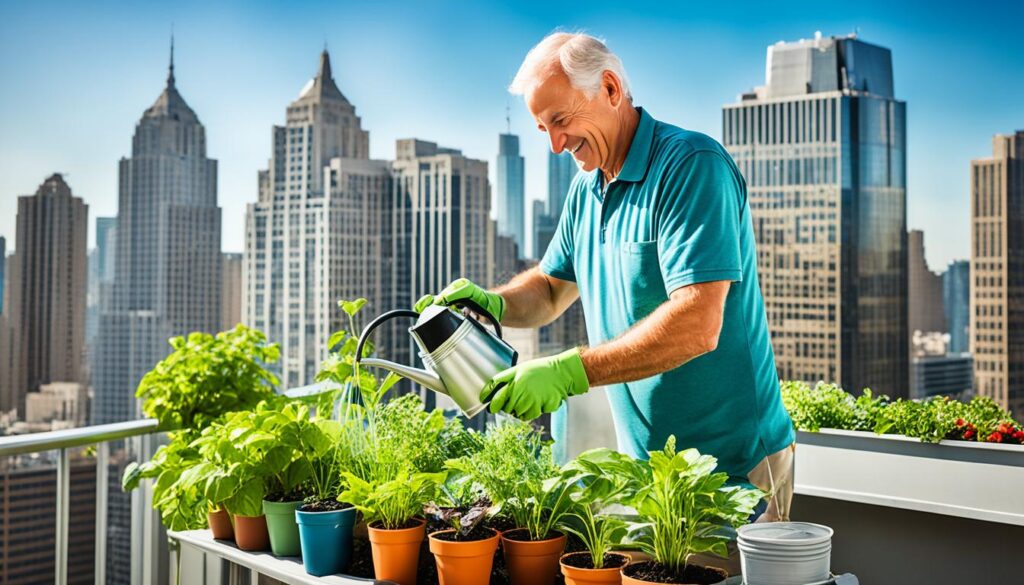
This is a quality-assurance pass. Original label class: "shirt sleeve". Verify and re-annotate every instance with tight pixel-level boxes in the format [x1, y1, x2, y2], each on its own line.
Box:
[539, 188, 578, 283]
[656, 149, 744, 294]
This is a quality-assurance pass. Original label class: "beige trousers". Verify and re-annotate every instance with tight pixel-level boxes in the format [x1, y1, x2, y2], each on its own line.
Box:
[688, 442, 796, 575]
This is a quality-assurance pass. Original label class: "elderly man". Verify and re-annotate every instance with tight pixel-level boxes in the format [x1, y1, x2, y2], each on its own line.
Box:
[416, 32, 795, 542]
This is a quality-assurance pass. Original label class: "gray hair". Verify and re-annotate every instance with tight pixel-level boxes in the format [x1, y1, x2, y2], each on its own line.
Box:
[509, 32, 632, 100]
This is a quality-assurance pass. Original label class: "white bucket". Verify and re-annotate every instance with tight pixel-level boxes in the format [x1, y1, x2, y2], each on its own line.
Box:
[737, 522, 833, 585]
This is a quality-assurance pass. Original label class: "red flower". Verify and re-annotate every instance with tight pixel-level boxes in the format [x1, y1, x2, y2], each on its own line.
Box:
[1014, 430, 1024, 442]
[987, 431, 1004, 443]
[955, 418, 966, 427]
[964, 429, 976, 440]
[997, 423, 1014, 435]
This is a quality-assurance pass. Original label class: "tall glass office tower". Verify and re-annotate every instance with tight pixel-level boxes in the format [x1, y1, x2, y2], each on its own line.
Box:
[496, 133, 525, 257]
[723, 34, 908, 397]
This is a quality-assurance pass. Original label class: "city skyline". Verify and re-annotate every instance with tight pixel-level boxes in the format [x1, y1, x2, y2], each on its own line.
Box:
[2, 1, 1022, 272]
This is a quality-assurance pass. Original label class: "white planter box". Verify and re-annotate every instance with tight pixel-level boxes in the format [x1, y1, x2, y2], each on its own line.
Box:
[794, 429, 1024, 526]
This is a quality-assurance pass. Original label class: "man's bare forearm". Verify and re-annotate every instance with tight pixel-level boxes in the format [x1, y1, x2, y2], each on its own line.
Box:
[579, 281, 730, 387]
[492, 267, 578, 328]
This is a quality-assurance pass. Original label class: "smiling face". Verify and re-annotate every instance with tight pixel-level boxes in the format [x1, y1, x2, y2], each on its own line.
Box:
[524, 67, 631, 175]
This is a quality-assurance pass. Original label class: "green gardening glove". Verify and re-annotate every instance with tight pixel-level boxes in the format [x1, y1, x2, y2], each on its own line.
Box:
[479, 348, 590, 421]
[413, 278, 507, 322]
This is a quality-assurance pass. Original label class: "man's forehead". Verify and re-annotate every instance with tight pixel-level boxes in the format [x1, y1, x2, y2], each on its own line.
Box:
[525, 68, 573, 121]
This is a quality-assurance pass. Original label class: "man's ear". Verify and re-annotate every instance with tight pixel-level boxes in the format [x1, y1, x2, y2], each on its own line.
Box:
[603, 70, 624, 108]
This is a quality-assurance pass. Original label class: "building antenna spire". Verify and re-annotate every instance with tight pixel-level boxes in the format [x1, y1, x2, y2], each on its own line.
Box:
[168, 25, 176, 87]
[505, 99, 511, 134]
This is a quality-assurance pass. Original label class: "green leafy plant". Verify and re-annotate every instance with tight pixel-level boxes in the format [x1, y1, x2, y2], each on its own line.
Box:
[781, 381, 885, 432]
[340, 467, 444, 529]
[782, 381, 1024, 444]
[604, 437, 763, 573]
[188, 400, 312, 516]
[559, 449, 642, 568]
[122, 429, 207, 531]
[136, 325, 280, 431]
[447, 420, 571, 540]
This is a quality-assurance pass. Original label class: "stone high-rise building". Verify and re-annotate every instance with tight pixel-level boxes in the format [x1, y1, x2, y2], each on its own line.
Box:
[221, 252, 242, 332]
[386, 139, 493, 411]
[0, 235, 5, 315]
[970, 130, 1024, 415]
[244, 50, 386, 388]
[723, 34, 908, 397]
[496, 133, 525, 257]
[908, 229, 946, 336]
[92, 50, 221, 426]
[391, 138, 493, 303]
[5, 174, 88, 417]
[89, 49, 221, 585]
[944, 260, 970, 355]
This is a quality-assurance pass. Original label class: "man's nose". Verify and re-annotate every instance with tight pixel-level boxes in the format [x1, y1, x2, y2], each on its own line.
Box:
[548, 129, 567, 154]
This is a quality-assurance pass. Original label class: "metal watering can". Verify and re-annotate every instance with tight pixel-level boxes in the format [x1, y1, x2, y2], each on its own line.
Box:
[354, 300, 518, 417]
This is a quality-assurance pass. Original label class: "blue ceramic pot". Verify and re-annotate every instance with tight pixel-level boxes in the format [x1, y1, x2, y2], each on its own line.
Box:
[295, 505, 356, 576]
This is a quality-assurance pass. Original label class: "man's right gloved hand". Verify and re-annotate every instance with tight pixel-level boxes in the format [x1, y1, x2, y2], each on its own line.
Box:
[413, 278, 506, 322]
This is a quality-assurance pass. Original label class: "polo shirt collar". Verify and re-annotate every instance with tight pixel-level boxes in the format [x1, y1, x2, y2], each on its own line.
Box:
[617, 107, 656, 182]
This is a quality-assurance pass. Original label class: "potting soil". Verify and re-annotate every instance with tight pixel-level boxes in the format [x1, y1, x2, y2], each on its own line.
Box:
[622, 561, 727, 584]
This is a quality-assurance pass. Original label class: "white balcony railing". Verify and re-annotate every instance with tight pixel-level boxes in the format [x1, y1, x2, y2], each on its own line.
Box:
[0, 418, 161, 585]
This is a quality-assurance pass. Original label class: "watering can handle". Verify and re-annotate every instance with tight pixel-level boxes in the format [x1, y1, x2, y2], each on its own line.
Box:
[452, 299, 503, 339]
[354, 309, 420, 363]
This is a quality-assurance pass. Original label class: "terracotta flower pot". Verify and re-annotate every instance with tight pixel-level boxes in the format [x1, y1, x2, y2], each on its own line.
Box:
[429, 528, 500, 585]
[367, 519, 426, 585]
[620, 561, 728, 585]
[233, 514, 270, 552]
[500, 529, 566, 585]
[207, 508, 234, 541]
[560, 551, 630, 585]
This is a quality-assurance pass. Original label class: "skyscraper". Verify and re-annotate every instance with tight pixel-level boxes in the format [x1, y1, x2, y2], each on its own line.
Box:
[89, 48, 221, 585]
[6, 174, 88, 417]
[389, 138, 494, 412]
[86, 217, 116, 346]
[908, 229, 946, 336]
[243, 50, 383, 388]
[496, 133, 525, 257]
[944, 260, 970, 354]
[221, 252, 242, 332]
[723, 34, 908, 397]
[970, 130, 1024, 415]
[92, 48, 221, 426]
[391, 139, 493, 302]
[532, 199, 556, 262]
[0, 235, 5, 314]
[547, 150, 577, 219]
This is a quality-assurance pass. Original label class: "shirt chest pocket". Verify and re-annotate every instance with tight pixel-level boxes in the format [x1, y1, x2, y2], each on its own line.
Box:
[620, 240, 665, 320]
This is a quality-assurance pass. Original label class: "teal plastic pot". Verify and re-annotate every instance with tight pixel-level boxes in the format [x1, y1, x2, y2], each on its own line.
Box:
[295, 505, 356, 576]
[263, 499, 303, 557]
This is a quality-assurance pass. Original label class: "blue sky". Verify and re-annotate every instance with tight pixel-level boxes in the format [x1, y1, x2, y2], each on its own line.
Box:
[1, 0, 1021, 270]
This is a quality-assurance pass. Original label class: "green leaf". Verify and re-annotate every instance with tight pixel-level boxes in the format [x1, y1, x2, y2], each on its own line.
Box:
[339, 298, 367, 317]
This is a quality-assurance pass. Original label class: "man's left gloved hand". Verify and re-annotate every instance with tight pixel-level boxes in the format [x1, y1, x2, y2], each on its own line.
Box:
[479, 348, 590, 420]
[414, 278, 506, 322]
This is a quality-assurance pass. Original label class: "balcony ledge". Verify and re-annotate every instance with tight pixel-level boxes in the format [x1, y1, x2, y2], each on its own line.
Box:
[169, 529, 393, 585]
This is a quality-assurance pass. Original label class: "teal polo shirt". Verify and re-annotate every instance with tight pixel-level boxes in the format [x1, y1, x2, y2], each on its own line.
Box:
[541, 107, 794, 482]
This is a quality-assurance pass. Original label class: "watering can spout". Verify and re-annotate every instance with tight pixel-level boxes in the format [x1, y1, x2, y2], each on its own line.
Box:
[358, 357, 448, 395]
